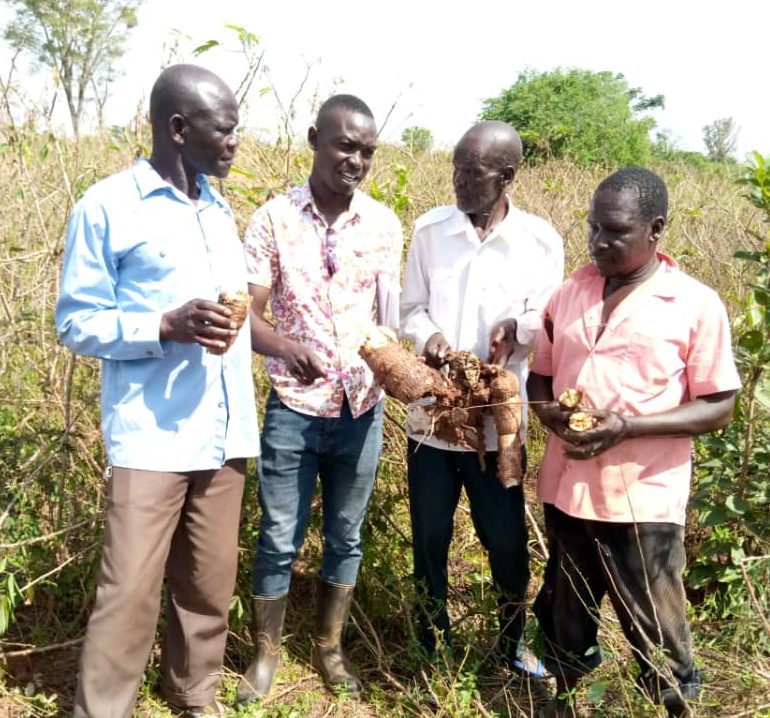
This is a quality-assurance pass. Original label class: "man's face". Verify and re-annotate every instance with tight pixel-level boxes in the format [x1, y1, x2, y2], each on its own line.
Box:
[452, 136, 506, 216]
[181, 84, 240, 179]
[588, 188, 662, 277]
[309, 107, 377, 199]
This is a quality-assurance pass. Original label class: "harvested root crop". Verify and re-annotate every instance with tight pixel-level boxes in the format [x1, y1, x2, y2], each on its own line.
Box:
[359, 329, 450, 404]
[568, 410, 599, 432]
[209, 289, 251, 354]
[557, 387, 601, 432]
[488, 366, 523, 487]
[558, 388, 583, 412]
[358, 331, 523, 487]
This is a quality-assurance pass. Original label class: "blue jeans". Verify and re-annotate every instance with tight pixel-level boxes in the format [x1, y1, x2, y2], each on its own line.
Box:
[252, 391, 384, 596]
[407, 439, 530, 657]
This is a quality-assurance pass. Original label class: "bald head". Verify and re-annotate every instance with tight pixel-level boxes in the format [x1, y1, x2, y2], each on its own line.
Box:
[149, 64, 236, 136]
[456, 121, 523, 172]
[148, 64, 240, 189]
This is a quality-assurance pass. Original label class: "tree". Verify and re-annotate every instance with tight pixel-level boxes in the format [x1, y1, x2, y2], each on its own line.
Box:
[702, 117, 739, 163]
[401, 126, 433, 154]
[480, 68, 664, 167]
[3, 0, 142, 135]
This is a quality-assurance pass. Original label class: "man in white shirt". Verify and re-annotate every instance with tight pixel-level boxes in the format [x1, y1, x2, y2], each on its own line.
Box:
[400, 121, 563, 674]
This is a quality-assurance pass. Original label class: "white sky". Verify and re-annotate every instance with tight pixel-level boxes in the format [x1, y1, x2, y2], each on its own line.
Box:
[2, 0, 768, 158]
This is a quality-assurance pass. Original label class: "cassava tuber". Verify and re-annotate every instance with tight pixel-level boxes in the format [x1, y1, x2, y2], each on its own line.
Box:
[358, 330, 523, 487]
[557, 387, 601, 432]
[208, 289, 251, 355]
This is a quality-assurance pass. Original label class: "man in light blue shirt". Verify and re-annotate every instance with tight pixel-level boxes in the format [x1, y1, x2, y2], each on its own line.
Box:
[55, 64, 259, 718]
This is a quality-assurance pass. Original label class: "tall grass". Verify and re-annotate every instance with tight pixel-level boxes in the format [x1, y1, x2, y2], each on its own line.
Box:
[1, 121, 768, 717]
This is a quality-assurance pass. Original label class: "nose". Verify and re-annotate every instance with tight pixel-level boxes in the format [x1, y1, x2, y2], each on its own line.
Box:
[347, 150, 363, 170]
[227, 132, 240, 152]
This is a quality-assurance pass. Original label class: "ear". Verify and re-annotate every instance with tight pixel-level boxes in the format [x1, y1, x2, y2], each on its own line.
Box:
[500, 165, 515, 187]
[169, 114, 186, 147]
[307, 125, 318, 151]
[650, 216, 665, 241]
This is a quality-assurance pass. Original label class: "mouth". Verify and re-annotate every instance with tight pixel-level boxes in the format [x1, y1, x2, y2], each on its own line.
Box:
[338, 172, 361, 186]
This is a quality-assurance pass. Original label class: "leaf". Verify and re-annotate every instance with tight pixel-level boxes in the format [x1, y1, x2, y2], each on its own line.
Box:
[192, 40, 219, 56]
[725, 495, 750, 515]
[738, 330, 764, 351]
[755, 384, 770, 410]
[701, 506, 729, 526]
[734, 250, 761, 262]
[586, 681, 608, 703]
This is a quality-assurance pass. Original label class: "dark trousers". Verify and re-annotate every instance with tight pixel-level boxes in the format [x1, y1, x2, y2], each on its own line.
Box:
[533, 504, 700, 705]
[407, 439, 529, 656]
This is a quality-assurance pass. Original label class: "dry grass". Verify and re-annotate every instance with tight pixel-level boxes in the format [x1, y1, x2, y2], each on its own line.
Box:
[1, 123, 769, 717]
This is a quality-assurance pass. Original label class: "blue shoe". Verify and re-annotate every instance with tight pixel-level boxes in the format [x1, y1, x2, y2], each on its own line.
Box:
[509, 642, 548, 679]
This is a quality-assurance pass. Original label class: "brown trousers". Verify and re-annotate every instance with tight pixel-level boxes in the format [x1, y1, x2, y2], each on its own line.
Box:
[73, 461, 246, 718]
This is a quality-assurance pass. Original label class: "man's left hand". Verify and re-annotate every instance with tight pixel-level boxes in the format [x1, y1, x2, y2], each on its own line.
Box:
[488, 319, 518, 366]
[563, 410, 630, 460]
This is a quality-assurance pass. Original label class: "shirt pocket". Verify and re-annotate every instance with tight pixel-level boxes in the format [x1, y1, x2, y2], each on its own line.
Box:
[428, 268, 454, 315]
[620, 332, 683, 402]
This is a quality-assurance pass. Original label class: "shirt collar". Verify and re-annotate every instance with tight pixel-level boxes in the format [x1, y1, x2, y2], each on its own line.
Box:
[131, 158, 225, 210]
[296, 181, 362, 226]
[447, 197, 516, 239]
[575, 252, 680, 297]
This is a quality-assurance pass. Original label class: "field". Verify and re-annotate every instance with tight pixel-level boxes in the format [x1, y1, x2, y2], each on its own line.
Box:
[1, 124, 769, 717]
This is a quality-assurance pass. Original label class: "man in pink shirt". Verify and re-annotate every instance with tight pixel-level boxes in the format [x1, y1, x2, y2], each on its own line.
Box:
[527, 167, 740, 717]
[237, 95, 403, 703]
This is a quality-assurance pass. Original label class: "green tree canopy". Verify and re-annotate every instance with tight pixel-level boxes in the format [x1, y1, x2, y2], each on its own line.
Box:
[401, 126, 433, 154]
[480, 68, 664, 167]
[3, 0, 142, 135]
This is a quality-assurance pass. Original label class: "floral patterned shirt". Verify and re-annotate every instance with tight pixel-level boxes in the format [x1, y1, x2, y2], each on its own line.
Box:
[244, 183, 403, 418]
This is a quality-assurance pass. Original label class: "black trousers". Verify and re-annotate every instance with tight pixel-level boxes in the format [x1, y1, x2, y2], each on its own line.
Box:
[407, 439, 529, 657]
[533, 504, 701, 706]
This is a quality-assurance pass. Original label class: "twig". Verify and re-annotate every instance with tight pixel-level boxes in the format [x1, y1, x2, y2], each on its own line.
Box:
[0, 518, 94, 549]
[18, 542, 100, 594]
[738, 558, 770, 638]
[0, 637, 83, 659]
[525, 503, 548, 560]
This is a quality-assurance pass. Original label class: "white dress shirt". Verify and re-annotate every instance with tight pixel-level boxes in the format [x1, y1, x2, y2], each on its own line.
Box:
[400, 200, 564, 451]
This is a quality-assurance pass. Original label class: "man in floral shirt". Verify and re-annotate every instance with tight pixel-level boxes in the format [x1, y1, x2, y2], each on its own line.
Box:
[237, 95, 403, 703]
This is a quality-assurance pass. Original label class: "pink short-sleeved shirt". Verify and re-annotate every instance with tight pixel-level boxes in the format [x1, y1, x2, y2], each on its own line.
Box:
[531, 254, 741, 525]
[243, 184, 403, 419]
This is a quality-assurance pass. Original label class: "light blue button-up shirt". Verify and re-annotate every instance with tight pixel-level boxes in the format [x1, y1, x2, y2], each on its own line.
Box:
[56, 159, 260, 471]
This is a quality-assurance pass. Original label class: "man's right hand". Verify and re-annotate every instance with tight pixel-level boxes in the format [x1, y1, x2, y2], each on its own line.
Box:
[280, 342, 327, 385]
[423, 332, 450, 369]
[533, 400, 574, 442]
[160, 299, 236, 352]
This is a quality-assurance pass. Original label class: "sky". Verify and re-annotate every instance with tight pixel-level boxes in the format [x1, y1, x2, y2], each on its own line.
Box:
[2, 0, 768, 158]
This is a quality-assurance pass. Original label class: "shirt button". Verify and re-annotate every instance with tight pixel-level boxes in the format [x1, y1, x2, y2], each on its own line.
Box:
[159, 251, 166, 257]
[218, 401, 224, 408]
[146, 351, 153, 356]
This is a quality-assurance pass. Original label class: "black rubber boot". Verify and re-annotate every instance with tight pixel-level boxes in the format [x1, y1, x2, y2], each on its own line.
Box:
[310, 580, 362, 693]
[236, 593, 288, 703]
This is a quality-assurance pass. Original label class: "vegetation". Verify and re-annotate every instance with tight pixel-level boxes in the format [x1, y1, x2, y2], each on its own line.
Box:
[702, 117, 739, 163]
[401, 126, 434, 154]
[480, 68, 664, 168]
[2, 0, 142, 134]
[0, 109, 768, 715]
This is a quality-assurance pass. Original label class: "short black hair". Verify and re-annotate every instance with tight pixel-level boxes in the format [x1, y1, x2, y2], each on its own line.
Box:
[596, 166, 668, 220]
[315, 94, 374, 129]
